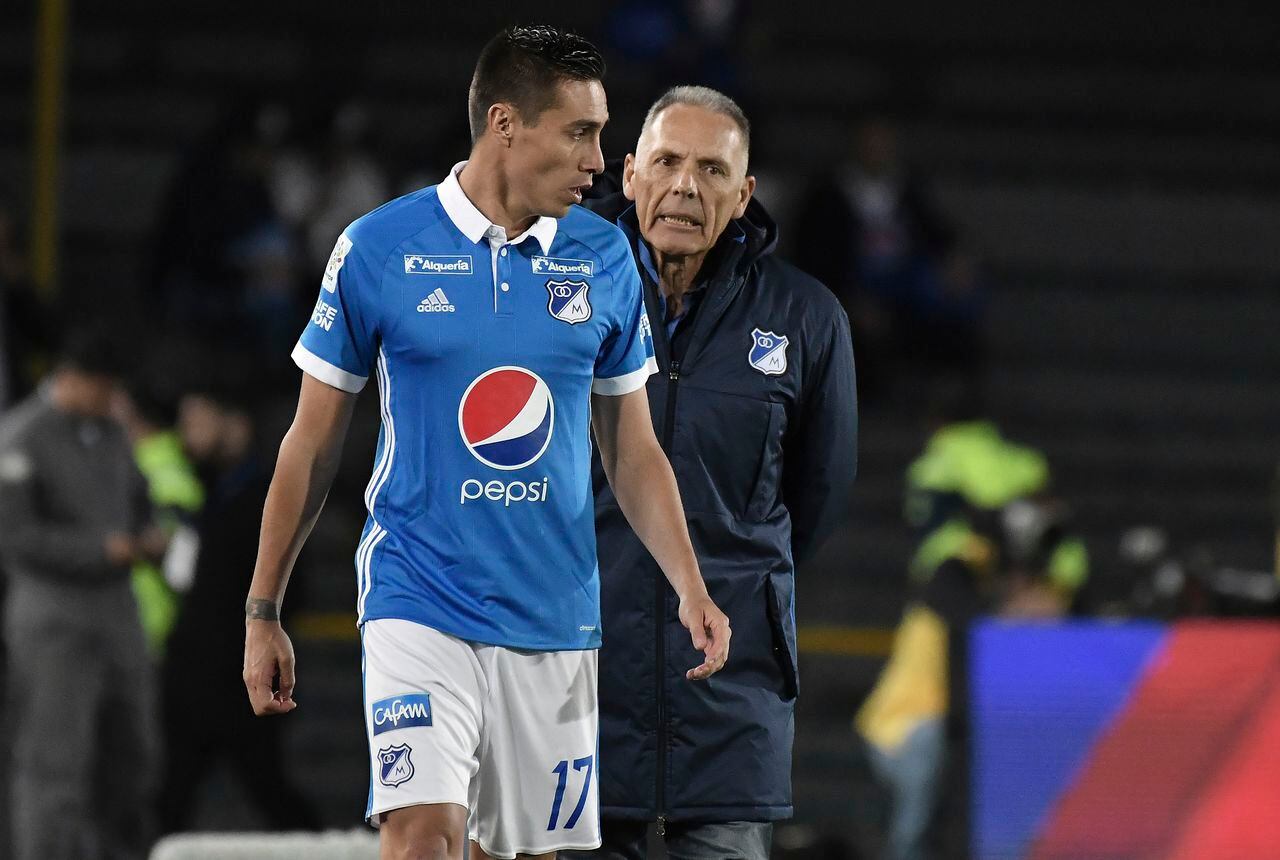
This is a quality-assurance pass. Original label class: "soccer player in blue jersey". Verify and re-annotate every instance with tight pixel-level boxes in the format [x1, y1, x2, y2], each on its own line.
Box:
[241, 25, 730, 860]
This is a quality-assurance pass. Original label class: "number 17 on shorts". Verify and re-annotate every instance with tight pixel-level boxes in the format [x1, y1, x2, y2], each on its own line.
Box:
[547, 755, 594, 832]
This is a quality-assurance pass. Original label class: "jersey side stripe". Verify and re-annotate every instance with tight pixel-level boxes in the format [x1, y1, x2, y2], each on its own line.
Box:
[355, 522, 381, 621]
[362, 359, 394, 511]
[359, 527, 388, 620]
[359, 348, 396, 618]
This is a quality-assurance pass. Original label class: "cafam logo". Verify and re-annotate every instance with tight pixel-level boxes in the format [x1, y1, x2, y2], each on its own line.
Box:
[371, 693, 432, 736]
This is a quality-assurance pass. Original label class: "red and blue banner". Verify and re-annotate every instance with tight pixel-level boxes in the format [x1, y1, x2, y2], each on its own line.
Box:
[971, 620, 1280, 859]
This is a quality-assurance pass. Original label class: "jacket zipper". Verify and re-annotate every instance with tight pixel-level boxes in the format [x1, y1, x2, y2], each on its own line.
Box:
[656, 358, 680, 832]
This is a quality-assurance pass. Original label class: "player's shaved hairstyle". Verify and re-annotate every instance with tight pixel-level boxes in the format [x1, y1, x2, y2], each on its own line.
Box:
[639, 85, 752, 167]
[468, 25, 606, 144]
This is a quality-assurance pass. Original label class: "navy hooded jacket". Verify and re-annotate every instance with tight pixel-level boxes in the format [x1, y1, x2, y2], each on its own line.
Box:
[586, 169, 858, 823]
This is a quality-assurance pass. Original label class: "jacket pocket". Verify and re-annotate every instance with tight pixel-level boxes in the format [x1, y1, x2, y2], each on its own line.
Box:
[671, 387, 784, 521]
[765, 571, 799, 700]
[744, 401, 785, 522]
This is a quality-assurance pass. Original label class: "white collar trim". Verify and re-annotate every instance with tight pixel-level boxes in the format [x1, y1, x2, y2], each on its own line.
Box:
[437, 161, 557, 254]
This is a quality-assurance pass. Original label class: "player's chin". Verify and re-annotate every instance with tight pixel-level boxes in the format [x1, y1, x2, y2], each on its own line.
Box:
[542, 196, 576, 217]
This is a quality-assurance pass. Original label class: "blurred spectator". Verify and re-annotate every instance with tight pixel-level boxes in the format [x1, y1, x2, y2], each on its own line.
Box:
[904, 377, 1088, 596]
[147, 100, 288, 341]
[158, 376, 318, 834]
[605, 0, 749, 97]
[257, 102, 321, 231]
[795, 117, 984, 403]
[0, 327, 165, 860]
[235, 220, 304, 354]
[856, 498, 1077, 860]
[303, 103, 390, 270]
[115, 375, 205, 656]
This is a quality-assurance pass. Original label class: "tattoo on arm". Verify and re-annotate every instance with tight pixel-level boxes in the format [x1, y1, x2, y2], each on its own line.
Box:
[245, 598, 280, 621]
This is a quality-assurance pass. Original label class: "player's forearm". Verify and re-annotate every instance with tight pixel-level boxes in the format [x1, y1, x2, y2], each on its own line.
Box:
[610, 441, 708, 602]
[247, 425, 344, 611]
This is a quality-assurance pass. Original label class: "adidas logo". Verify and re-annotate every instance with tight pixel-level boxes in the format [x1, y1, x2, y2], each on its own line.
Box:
[417, 288, 456, 313]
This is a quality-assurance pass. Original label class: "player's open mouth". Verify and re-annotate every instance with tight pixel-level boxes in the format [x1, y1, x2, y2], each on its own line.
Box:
[658, 214, 701, 228]
[570, 185, 589, 203]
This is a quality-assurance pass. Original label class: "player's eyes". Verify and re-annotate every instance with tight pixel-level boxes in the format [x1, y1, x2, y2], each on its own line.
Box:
[705, 165, 722, 176]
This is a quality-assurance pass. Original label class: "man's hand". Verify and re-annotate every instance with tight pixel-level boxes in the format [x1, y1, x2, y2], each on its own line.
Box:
[243, 611, 298, 716]
[678, 591, 731, 681]
[137, 526, 171, 562]
[104, 532, 137, 566]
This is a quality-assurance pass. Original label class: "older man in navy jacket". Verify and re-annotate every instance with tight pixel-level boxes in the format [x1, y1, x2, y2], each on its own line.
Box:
[566, 87, 858, 860]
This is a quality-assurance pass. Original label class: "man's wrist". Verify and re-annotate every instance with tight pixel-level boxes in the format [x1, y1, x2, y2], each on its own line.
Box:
[245, 597, 281, 621]
[670, 568, 709, 603]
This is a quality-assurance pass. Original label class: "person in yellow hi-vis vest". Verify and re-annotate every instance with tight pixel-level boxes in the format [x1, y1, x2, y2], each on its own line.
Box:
[904, 379, 1088, 598]
[857, 500, 1079, 860]
[117, 382, 205, 655]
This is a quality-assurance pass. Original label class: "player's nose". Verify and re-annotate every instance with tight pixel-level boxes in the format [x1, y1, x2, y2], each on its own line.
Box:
[582, 139, 605, 175]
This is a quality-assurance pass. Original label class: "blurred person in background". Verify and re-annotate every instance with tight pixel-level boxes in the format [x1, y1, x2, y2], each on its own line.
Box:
[604, 0, 749, 99]
[904, 377, 1087, 594]
[147, 100, 286, 342]
[115, 373, 205, 656]
[857, 498, 1078, 860]
[568, 86, 857, 860]
[0, 327, 167, 860]
[158, 372, 319, 834]
[302, 102, 391, 271]
[795, 117, 984, 403]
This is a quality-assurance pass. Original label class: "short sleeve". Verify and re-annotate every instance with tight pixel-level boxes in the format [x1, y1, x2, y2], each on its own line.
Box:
[592, 254, 657, 396]
[292, 229, 381, 393]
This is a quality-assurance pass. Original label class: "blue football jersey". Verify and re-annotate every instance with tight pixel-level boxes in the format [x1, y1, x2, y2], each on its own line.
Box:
[293, 163, 656, 650]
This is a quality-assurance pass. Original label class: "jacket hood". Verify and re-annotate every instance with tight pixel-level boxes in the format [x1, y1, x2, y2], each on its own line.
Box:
[584, 159, 779, 272]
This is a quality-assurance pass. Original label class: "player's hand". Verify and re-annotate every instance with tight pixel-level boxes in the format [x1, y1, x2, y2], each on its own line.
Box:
[243, 618, 298, 716]
[678, 591, 731, 681]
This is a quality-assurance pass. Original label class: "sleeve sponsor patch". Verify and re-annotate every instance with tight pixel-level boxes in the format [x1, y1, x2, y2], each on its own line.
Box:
[322, 232, 353, 293]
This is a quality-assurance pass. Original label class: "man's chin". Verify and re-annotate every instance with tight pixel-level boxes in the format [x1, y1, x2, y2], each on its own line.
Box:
[642, 234, 707, 259]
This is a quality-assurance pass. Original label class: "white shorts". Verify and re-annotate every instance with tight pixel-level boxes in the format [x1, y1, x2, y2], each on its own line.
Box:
[361, 619, 601, 858]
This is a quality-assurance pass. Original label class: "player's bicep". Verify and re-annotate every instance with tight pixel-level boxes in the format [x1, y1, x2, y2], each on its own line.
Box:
[590, 392, 622, 479]
[288, 373, 360, 463]
[590, 389, 655, 481]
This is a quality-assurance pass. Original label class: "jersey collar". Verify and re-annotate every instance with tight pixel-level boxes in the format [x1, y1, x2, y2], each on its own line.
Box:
[438, 161, 557, 254]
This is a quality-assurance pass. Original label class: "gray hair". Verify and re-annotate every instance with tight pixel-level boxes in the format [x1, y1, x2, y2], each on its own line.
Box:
[639, 85, 751, 161]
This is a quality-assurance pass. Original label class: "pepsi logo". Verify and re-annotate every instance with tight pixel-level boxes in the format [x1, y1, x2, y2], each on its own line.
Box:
[458, 367, 555, 471]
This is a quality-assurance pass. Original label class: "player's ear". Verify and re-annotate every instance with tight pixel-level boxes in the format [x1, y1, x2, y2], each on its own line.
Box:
[622, 153, 637, 201]
[733, 174, 756, 219]
[487, 103, 515, 146]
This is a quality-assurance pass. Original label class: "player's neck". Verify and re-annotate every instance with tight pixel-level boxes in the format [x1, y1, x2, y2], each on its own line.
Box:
[457, 154, 539, 238]
[652, 246, 707, 304]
